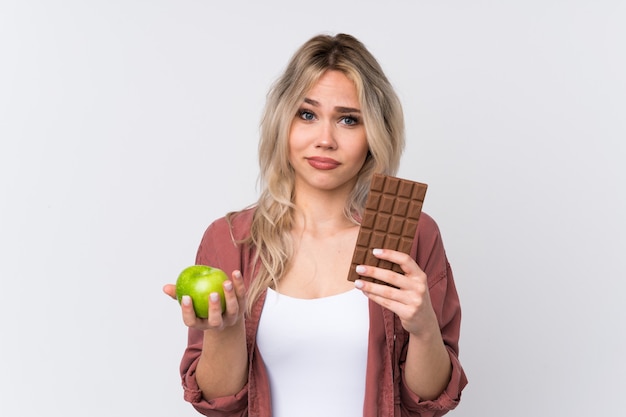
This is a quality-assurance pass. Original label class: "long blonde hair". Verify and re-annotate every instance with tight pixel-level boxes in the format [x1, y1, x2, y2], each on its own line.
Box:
[240, 33, 405, 312]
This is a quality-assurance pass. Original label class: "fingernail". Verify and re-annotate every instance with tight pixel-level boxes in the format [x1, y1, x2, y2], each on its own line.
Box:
[181, 295, 191, 306]
[373, 248, 383, 256]
[210, 293, 220, 302]
[356, 265, 366, 274]
[224, 281, 233, 291]
[234, 270, 242, 280]
[354, 280, 364, 289]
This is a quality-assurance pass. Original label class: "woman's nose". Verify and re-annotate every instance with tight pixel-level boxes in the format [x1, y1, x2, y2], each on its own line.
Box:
[315, 122, 337, 149]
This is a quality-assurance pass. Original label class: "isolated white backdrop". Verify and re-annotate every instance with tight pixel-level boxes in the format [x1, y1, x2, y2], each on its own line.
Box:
[1, 1, 625, 416]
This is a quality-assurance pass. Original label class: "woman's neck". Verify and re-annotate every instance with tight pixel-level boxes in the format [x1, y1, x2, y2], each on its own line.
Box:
[292, 194, 355, 237]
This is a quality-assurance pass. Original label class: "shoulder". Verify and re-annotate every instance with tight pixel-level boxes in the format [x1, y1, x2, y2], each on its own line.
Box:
[203, 206, 256, 241]
[195, 206, 256, 268]
[415, 211, 442, 241]
[412, 212, 451, 285]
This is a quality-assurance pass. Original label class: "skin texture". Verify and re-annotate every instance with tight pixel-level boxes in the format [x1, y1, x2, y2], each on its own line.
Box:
[163, 70, 451, 402]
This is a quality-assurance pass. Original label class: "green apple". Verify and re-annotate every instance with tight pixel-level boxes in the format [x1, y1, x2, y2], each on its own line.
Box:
[175, 265, 228, 318]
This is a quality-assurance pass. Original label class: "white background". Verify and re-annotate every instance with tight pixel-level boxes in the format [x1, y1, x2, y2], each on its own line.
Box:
[1, 1, 625, 416]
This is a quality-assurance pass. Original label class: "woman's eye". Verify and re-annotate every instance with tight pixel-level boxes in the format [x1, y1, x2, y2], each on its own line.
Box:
[341, 115, 359, 126]
[299, 110, 315, 121]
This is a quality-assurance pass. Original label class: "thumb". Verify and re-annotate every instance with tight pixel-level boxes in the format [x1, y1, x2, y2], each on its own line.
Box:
[162, 284, 177, 300]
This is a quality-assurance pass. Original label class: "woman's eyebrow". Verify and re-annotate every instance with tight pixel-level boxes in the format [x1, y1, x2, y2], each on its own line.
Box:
[335, 106, 361, 114]
[303, 97, 320, 107]
[303, 98, 360, 114]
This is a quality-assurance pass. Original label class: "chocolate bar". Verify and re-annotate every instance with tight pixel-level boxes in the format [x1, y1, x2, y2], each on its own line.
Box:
[347, 174, 428, 285]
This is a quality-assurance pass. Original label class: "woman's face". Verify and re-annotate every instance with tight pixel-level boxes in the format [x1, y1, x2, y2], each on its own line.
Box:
[288, 70, 369, 196]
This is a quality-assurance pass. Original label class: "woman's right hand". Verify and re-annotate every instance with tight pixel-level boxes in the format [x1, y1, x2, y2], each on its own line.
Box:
[162, 270, 247, 332]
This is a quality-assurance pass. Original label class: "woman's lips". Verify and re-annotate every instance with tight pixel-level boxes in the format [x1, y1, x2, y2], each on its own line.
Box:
[306, 156, 341, 170]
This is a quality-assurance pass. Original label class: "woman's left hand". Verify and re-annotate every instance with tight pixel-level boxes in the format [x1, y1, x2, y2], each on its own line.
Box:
[354, 248, 439, 337]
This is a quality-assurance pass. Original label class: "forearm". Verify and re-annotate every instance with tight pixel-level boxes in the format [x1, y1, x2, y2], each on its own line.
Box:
[403, 330, 452, 401]
[196, 321, 249, 399]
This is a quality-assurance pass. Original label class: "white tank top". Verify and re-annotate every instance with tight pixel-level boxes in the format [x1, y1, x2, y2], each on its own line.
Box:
[256, 287, 369, 417]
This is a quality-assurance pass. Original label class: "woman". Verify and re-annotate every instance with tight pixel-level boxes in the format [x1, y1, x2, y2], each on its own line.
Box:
[163, 33, 467, 416]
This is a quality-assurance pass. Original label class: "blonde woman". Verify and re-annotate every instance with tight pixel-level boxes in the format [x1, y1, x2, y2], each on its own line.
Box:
[164, 33, 467, 416]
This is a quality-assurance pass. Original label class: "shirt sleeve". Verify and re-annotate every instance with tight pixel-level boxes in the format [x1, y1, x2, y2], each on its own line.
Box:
[400, 213, 468, 415]
[178, 217, 250, 416]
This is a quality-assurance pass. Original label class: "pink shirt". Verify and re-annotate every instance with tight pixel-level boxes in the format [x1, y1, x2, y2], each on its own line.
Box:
[179, 208, 467, 416]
